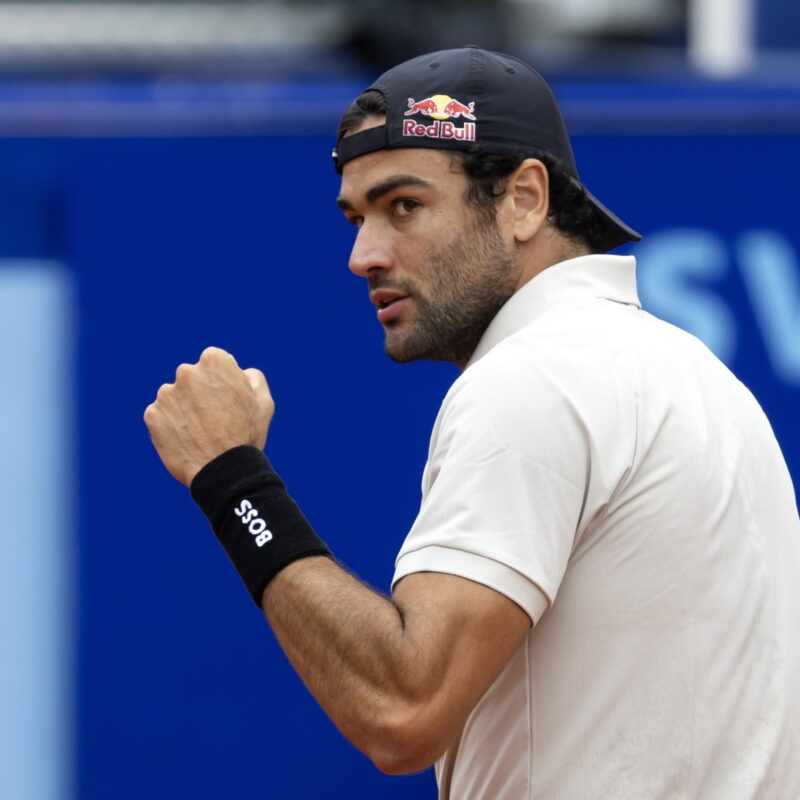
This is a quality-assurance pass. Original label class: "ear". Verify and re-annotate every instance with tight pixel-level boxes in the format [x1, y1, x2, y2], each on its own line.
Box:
[507, 159, 549, 244]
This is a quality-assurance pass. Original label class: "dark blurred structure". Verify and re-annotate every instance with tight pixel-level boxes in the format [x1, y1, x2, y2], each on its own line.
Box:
[758, 0, 800, 49]
[345, 0, 511, 72]
[0, 0, 716, 79]
[0, 0, 793, 80]
[512, 0, 686, 68]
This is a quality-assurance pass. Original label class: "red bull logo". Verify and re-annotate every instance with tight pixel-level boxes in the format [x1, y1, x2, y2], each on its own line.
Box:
[402, 94, 477, 142]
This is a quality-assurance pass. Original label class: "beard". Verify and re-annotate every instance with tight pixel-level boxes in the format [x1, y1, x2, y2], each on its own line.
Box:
[373, 213, 517, 366]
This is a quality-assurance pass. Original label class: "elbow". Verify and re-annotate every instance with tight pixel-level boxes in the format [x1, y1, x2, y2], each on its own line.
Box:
[364, 706, 449, 775]
[370, 743, 438, 776]
[370, 747, 430, 776]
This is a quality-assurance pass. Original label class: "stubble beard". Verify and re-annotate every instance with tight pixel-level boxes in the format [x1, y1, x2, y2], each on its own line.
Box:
[381, 214, 518, 366]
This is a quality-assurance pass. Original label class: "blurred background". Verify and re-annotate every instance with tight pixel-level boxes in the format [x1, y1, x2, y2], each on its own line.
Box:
[1, 1, 798, 798]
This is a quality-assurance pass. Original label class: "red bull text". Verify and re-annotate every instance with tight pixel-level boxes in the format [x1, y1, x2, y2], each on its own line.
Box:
[402, 95, 477, 142]
[402, 119, 476, 141]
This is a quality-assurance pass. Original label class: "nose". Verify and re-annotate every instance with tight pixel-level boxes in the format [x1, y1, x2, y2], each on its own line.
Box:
[348, 221, 393, 279]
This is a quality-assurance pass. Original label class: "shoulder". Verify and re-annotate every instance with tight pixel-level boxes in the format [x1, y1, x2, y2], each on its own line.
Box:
[426, 305, 643, 492]
[448, 309, 630, 430]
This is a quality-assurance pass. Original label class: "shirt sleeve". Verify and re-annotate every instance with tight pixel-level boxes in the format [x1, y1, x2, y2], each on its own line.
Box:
[391, 345, 595, 625]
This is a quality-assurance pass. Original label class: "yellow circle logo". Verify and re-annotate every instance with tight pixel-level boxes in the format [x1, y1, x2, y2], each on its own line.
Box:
[428, 95, 454, 120]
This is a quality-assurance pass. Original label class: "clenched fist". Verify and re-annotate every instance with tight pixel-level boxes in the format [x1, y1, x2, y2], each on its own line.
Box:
[144, 346, 274, 486]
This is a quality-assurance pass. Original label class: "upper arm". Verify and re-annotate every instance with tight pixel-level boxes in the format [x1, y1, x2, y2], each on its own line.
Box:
[379, 348, 604, 770]
[385, 570, 543, 771]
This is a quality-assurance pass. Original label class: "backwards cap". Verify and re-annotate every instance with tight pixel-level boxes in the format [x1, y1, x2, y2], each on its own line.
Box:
[333, 45, 641, 253]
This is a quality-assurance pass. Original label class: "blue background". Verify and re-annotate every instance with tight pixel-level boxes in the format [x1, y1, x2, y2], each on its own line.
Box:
[1, 79, 798, 799]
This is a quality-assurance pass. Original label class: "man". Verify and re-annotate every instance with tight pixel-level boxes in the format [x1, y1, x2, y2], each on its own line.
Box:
[144, 47, 800, 797]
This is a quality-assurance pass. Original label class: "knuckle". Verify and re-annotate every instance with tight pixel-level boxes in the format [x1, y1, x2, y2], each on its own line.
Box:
[201, 346, 228, 362]
[175, 363, 193, 381]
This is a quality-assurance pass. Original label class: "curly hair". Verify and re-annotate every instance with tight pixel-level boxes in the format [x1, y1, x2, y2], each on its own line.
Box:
[337, 90, 604, 252]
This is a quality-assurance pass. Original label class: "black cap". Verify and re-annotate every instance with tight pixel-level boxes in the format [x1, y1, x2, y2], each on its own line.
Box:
[333, 46, 641, 253]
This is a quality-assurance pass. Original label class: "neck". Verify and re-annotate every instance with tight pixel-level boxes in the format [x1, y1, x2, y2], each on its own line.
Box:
[514, 234, 590, 294]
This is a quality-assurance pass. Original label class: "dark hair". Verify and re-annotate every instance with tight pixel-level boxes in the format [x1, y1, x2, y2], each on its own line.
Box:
[337, 90, 604, 252]
[337, 89, 386, 140]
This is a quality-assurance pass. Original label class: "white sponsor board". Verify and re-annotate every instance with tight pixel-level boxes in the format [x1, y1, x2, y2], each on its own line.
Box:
[0, 261, 74, 800]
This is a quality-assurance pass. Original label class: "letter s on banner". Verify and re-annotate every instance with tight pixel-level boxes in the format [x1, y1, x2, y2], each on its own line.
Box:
[635, 228, 737, 364]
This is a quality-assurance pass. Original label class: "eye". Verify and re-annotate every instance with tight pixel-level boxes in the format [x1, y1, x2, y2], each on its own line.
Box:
[347, 215, 364, 228]
[393, 198, 419, 218]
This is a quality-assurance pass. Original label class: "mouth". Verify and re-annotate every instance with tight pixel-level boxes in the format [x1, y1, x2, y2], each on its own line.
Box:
[379, 296, 405, 310]
[370, 288, 410, 310]
[370, 289, 411, 324]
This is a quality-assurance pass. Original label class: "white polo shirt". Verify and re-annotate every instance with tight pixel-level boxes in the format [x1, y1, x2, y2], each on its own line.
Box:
[392, 254, 800, 799]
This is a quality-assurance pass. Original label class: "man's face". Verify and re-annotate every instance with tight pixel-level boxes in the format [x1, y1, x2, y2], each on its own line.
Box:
[337, 144, 518, 367]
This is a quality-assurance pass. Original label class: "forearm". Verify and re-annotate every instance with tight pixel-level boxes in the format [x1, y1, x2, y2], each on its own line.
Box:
[260, 556, 440, 771]
[187, 447, 508, 771]
[187, 444, 447, 766]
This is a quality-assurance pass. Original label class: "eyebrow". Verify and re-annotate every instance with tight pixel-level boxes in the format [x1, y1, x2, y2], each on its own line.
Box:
[336, 174, 433, 211]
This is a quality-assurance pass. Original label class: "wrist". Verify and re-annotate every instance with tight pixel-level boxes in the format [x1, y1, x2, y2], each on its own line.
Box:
[191, 445, 333, 605]
[184, 441, 252, 486]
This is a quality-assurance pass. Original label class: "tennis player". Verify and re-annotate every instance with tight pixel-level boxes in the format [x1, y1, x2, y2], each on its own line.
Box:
[145, 47, 800, 798]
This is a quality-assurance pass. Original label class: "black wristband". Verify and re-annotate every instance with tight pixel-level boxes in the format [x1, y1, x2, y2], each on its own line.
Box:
[190, 445, 332, 606]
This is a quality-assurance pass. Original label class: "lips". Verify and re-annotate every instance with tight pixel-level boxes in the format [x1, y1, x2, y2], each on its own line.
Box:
[370, 289, 409, 310]
[370, 288, 411, 323]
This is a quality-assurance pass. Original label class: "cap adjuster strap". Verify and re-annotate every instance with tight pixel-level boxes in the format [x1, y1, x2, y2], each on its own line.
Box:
[332, 125, 390, 174]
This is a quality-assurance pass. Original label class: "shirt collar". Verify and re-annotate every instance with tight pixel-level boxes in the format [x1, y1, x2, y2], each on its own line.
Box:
[467, 254, 640, 368]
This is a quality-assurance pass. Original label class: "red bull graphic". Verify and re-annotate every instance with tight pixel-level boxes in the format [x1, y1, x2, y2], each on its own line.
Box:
[402, 94, 477, 142]
[405, 97, 440, 116]
[441, 99, 476, 120]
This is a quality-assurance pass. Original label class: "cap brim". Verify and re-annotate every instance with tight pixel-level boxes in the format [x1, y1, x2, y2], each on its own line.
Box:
[575, 179, 642, 253]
